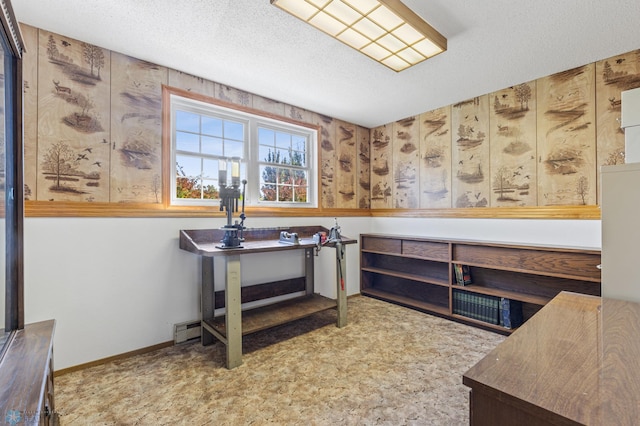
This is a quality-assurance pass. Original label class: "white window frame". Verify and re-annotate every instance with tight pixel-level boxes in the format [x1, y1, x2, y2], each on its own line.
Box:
[169, 94, 317, 208]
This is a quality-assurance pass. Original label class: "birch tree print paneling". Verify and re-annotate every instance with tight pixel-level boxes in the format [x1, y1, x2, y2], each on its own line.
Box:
[23, 25, 367, 212]
[489, 82, 537, 207]
[393, 116, 420, 208]
[36, 30, 111, 202]
[253, 95, 285, 116]
[285, 104, 312, 123]
[596, 50, 640, 167]
[335, 120, 357, 208]
[451, 96, 490, 208]
[110, 52, 167, 203]
[357, 126, 371, 209]
[314, 113, 337, 208]
[595, 50, 640, 202]
[537, 64, 596, 206]
[21, 24, 38, 200]
[370, 124, 393, 208]
[214, 83, 251, 107]
[419, 106, 451, 208]
[168, 69, 214, 97]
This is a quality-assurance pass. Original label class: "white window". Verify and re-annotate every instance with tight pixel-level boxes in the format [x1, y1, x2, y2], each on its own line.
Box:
[169, 94, 317, 207]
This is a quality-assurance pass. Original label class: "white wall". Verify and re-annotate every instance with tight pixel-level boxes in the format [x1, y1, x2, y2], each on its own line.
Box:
[24, 215, 600, 370]
[371, 217, 601, 249]
[24, 216, 368, 370]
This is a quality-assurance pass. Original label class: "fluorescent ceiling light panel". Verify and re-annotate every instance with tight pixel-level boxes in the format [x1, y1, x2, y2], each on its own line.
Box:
[338, 28, 370, 49]
[397, 47, 424, 64]
[361, 42, 391, 61]
[310, 11, 347, 35]
[352, 18, 385, 39]
[271, 0, 447, 71]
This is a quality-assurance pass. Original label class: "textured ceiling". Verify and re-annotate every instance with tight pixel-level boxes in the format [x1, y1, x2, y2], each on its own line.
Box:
[13, 0, 640, 128]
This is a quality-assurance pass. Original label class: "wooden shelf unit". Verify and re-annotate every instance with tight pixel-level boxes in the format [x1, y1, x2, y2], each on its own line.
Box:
[360, 234, 601, 333]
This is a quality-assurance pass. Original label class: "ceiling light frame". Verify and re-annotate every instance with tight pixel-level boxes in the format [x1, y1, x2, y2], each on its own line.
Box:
[270, 0, 447, 72]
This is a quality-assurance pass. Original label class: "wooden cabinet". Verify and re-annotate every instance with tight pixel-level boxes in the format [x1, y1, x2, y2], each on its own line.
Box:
[360, 234, 601, 333]
[601, 163, 640, 303]
[0, 320, 56, 425]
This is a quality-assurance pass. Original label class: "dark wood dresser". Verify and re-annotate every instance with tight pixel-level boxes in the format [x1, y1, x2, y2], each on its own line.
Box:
[463, 291, 640, 425]
[0, 320, 56, 425]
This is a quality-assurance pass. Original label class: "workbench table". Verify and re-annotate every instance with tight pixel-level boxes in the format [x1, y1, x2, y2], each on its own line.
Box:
[179, 226, 355, 369]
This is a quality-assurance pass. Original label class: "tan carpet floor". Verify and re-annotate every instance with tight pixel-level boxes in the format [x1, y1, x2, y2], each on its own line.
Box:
[55, 296, 505, 425]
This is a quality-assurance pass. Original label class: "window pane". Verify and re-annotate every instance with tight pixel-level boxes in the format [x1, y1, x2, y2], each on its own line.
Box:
[260, 165, 277, 184]
[276, 132, 291, 149]
[201, 116, 222, 137]
[278, 168, 292, 184]
[259, 145, 274, 163]
[294, 186, 308, 202]
[176, 110, 200, 132]
[176, 155, 201, 178]
[201, 178, 219, 199]
[176, 131, 200, 153]
[258, 127, 275, 145]
[278, 183, 293, 201]
[176, 176, 202, 199]
[291, 149, 306, 166]
[224, 120, 244, 141]
[225, 140, 244, 158]
[260, 184, 277, 201]
[293, 169, 307, 185]
[202, 158, 219, 180]
[276, 149, 290, 165]
[201, 136, 223, 156]
[293, 170, 308, 203]
[292, 134, 306, 149]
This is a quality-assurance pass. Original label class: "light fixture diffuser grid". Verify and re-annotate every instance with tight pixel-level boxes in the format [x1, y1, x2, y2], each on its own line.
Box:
[271, 0, 447, 71]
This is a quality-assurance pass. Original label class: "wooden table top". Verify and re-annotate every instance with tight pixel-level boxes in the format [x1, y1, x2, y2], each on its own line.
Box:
[463, 291, 640, 425]
[179, 226, 356, 257]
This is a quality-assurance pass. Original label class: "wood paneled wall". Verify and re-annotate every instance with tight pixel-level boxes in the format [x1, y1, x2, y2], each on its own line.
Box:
[20, 24, 370, 214]
[19, 22, 640, 218]
[371, 49, 640, 213]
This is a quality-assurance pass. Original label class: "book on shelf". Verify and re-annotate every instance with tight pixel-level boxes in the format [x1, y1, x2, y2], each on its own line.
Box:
[453, 263, 473, 286]
[454, 263, 463, 285]
[500, 298, 523, 329]
[461, 264, 472, 285]
[452, 290, 499, 325]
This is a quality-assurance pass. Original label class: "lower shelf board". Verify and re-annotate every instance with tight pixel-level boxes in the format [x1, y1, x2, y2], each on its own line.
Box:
[361, 288, 449, 317]
[203, 293, 337, 338]
[361, 288, 515, 335]
[451, 314, 514, 334]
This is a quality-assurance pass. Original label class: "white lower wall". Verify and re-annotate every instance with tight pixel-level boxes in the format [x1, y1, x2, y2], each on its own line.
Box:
[23, 216, 368, 370]
[23, 215, 600, 370]
[371, 217, 601, 249]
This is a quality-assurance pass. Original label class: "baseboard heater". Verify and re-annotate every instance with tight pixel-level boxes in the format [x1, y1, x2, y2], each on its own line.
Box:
[174, 320, 201, 344]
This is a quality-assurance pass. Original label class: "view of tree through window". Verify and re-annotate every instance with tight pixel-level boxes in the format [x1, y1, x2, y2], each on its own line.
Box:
[258, 127, 308, 202]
